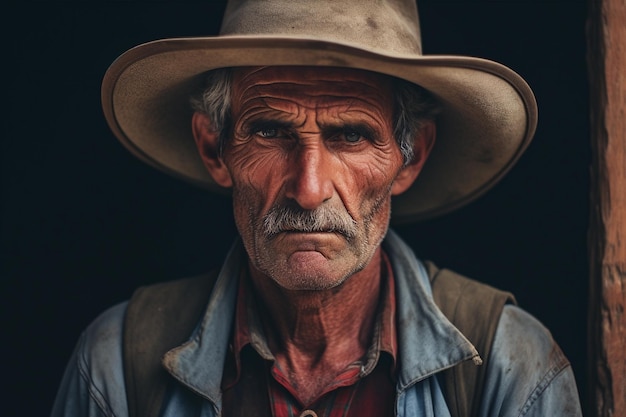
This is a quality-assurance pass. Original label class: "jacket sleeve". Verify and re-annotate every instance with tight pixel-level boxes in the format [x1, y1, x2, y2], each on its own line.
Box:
[480, 305, 583, 417]
[50, 302, 129, 417]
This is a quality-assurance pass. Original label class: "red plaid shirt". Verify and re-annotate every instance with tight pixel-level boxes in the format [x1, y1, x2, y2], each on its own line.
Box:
[221, 252, 398, 417]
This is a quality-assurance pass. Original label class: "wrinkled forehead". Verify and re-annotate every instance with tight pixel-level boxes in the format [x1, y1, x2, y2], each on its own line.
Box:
[231, 66, 394, 103]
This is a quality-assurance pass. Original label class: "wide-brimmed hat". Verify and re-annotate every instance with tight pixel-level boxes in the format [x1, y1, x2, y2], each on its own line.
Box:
[101, 0, 537, 223]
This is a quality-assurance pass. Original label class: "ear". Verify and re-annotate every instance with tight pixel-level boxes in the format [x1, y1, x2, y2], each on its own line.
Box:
[192, 111, 233, 188]
[391, 120, 436, 196]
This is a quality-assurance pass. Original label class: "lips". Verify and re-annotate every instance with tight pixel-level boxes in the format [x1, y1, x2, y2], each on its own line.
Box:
[270, 228, 351, 241]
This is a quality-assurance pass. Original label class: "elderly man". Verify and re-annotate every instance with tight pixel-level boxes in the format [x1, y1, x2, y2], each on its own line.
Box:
[52, 0, 582, 416]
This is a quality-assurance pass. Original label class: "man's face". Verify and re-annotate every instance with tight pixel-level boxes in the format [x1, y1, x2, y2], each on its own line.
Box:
[221, 66, 410, 291]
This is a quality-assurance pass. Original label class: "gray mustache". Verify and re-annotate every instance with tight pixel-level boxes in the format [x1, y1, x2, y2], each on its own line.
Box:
[262, 204, 358, 240]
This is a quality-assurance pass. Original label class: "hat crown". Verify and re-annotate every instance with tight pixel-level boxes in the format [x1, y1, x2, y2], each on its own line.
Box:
[219, 0, 423, 56]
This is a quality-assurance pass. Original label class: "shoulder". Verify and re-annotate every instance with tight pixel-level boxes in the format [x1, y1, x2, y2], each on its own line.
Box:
[79, 301, 128, 368]
[79, 302, 129, 411]
[127, 271, 218, 315]
[493, 305, 562, 357]
[491, 305, 570, 379]
[481, 305, 582, 416]
[51, 302, 130, 417]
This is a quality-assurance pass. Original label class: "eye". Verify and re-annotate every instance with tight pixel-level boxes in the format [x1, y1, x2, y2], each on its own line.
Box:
[256, 128, 278, 138]
[344, 130, 362, 143]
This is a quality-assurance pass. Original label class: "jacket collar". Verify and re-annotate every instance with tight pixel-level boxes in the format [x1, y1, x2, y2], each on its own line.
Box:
[162, 240, 244, 409]
[382, 230, 479, 390]
[162, 230, 478, 410]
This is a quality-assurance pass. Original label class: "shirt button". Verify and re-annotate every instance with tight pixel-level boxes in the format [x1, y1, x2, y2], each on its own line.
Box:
[299, 411, 318, 417]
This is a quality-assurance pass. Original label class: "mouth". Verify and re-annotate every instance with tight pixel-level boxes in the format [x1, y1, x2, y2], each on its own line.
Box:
[269, 228, 351, 241]
[273, 231, 347, 253]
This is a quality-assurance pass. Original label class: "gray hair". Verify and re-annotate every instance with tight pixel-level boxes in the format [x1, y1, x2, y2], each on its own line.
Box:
[190, 68, 440, 165]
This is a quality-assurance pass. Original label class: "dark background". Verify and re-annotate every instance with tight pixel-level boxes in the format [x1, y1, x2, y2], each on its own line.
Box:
[3, 1, 590, 416]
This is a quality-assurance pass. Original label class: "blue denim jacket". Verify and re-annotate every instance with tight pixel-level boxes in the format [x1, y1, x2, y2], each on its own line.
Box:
[51, 230, 582, 417]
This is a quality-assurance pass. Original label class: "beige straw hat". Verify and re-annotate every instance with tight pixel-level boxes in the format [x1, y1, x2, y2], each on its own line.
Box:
[101, 0, 537, 223]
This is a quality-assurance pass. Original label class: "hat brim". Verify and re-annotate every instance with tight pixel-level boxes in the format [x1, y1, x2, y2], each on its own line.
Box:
[102, 36, 537, 223]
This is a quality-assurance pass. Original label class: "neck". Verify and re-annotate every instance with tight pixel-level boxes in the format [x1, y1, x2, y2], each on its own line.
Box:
[248, 248, 384, 403]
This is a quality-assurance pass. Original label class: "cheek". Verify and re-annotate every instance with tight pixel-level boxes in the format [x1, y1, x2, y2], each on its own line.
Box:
[339, 149, 402, 207]
[228, 141, 285, 185]
[225, 141, 290, 212]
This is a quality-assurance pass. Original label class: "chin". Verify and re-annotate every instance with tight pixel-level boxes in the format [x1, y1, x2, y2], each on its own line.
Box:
[266, 258, 368, 292]
[284, 275, 348, 291]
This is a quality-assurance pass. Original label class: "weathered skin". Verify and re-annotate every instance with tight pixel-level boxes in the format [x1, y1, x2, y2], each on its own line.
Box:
[192, 66, 435, 405]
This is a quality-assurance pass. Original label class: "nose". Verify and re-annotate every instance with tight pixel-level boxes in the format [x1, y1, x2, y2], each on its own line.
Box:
[285, 143, 334, 210]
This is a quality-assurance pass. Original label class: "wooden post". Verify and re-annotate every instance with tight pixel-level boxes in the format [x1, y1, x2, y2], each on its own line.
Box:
[587, 0, 626, 415]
